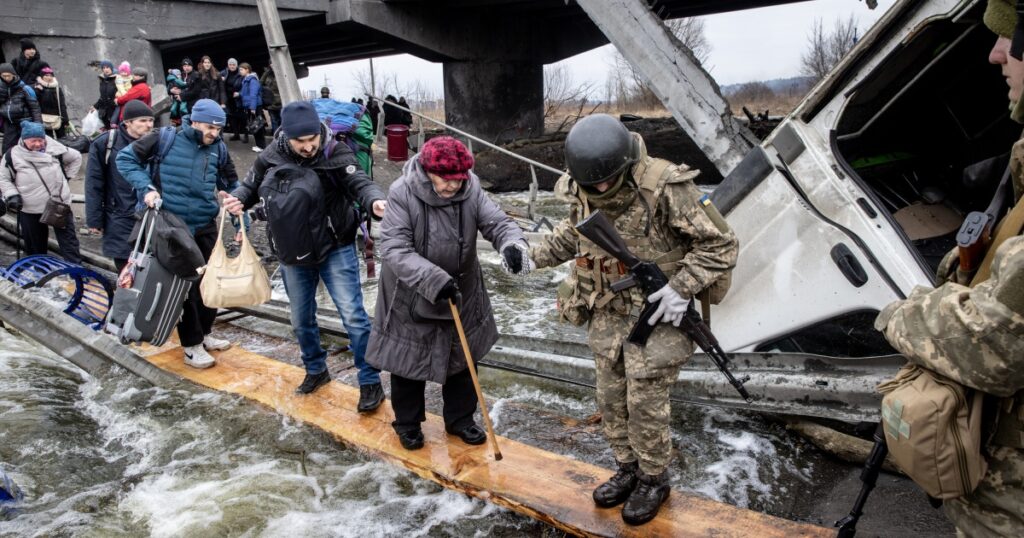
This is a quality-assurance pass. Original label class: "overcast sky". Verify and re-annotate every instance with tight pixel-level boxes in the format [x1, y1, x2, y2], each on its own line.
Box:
[300, 0, 895, 100]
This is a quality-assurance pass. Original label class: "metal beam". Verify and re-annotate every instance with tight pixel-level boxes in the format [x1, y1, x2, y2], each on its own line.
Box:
[0, 279, 183, 388]
[577, 0, 758, 177]
[256, 0, 303, 104]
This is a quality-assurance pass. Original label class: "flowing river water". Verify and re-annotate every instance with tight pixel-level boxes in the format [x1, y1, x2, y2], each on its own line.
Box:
[0, 192, 953, 536]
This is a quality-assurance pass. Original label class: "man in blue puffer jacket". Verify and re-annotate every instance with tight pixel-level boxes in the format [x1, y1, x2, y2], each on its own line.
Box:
[116, 98, 239, 369]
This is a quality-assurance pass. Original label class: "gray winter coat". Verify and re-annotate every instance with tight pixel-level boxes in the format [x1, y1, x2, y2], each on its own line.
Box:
[366, 157, 525, 384]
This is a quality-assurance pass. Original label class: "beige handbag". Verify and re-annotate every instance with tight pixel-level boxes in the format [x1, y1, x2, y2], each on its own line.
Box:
[200, 209, 271, 308]
[877, 364, 987, 499]
[41, 113, 62, 131]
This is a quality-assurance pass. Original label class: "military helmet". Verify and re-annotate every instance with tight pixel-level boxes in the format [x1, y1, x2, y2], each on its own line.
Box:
[986, 0, 1024, 59]
[564, 114, 637, 186]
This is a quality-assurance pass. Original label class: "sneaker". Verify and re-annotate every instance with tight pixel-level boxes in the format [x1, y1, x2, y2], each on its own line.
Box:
[183, 345, 216, 369]
[357, 383, 384, 413]
[251, 146, 262, 153]
[203, 334, 231, 351]
[295, 370, 331, 394]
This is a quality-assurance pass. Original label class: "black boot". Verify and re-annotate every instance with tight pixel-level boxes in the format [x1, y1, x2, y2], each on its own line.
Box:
[396, 429, 424, 450]
[357, 383, 384, 413]
[446, 423, 486, 445]
[229, 133, 240, 141]
[621, 471, 670, 525]
[593, 460, 639, 508]
[243, 133, 250, 144]
[295, 370, 331, 394]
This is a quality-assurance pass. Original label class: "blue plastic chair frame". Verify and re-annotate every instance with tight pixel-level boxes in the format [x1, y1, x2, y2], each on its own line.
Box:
[1, 255, 114, 330]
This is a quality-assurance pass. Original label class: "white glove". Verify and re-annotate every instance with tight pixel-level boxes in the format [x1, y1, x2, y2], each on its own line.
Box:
[500, 242, 535, 275]
[647, 284, 690, 326]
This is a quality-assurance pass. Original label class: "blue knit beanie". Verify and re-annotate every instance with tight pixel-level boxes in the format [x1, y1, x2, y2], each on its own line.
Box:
[100, 60, 114, 70]
[189, 99, 226, 126]
[281, 101, 322, 139]
[20, 120, 45, 140]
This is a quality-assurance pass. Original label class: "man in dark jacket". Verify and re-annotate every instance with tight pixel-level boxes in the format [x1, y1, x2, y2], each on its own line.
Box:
[85, 100, 155, 272]
[259, 62, 282, 133]
[116, 99, 240, 370]
[92, 60, 118, 129]
[222, 101, 388, 411]
[221, 58, 246, 142]
[12, 39, 44, 87]
[0, 64, 42, 153]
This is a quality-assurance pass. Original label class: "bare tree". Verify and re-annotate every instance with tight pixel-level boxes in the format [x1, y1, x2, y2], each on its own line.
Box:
[607, 16, 712, 110]
[801, 15, 859, 81]
[543, 64, 599, 131]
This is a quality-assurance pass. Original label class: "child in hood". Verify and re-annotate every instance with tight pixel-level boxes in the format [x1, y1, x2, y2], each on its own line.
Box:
[166, 68, 188, 121]
[115, 61, 132, 97]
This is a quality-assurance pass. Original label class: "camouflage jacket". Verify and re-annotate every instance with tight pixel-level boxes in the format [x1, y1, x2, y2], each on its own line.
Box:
[876, 137, 1024, 448]
[531, 136, 738, 313]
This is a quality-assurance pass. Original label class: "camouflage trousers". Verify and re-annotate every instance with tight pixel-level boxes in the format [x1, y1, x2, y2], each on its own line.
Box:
[947, 446, 1024, 538]
[589, 310, 691, 476]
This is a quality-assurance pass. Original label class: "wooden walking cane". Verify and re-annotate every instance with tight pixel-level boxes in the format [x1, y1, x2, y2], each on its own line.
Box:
[449, 298, 503, 461]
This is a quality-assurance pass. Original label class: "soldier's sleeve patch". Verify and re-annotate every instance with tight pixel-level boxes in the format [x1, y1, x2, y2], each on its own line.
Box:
[345, 164, 357, 175]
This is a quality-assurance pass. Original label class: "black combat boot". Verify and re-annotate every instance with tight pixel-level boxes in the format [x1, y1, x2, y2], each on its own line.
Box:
[593, 460, 639, 508]
[357, 383, 384, 412]
[295, 370, 331, 394]
[621, 471, 670, 525]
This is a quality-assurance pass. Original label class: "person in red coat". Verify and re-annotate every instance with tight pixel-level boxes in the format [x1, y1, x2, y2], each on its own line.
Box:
[115, 68, 151, 122]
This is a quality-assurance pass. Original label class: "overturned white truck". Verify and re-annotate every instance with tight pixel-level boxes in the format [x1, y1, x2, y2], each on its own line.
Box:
[494, 0, 1013, 424]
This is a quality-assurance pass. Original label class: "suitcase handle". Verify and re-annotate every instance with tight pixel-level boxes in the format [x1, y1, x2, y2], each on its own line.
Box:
[145, 282, 162, 321]
[131, 205, 161, 260]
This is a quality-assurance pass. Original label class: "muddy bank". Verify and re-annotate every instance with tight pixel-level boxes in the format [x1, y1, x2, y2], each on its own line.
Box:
[472, 116, 726, 192]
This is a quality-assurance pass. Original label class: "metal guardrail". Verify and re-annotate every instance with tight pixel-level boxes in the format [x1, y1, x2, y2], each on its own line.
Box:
[369, 96, 562, 223]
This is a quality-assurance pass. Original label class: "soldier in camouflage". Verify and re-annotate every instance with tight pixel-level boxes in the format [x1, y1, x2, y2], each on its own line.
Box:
[530, 114, 738, 525]
[875, 2, 1024, 536]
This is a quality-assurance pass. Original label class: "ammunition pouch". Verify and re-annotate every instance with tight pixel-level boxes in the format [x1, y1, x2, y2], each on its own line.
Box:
[556, 272, 591, 326]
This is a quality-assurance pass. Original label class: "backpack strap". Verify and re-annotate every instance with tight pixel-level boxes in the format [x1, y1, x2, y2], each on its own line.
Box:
[147, 126, 178, 192]
[103, 130, 118, 166]
[2, 148, 13, 178]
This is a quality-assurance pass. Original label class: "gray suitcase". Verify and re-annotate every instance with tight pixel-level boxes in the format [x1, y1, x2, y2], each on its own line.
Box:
[106, 207, 192, 346]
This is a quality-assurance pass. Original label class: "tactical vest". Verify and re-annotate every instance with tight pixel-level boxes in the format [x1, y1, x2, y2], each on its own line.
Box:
[556, 154, 727, 324]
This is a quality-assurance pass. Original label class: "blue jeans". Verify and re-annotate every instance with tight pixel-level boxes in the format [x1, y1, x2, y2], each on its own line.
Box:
[280, 243, 380, 385]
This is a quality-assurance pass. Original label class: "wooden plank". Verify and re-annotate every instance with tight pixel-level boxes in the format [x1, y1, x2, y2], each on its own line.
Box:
[140, 342, 831, 537]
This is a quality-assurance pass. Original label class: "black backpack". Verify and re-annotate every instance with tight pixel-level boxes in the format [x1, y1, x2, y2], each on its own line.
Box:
[258, 163, 335, 265]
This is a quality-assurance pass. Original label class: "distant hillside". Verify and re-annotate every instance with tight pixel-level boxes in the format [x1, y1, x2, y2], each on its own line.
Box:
[721, 76, 815, 96]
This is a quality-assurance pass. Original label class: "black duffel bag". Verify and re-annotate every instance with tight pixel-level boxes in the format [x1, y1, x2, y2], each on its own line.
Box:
[58, 133, 91, 153]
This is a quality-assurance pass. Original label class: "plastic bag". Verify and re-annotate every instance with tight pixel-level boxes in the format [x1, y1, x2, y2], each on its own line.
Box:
[81, 110, 102, 137]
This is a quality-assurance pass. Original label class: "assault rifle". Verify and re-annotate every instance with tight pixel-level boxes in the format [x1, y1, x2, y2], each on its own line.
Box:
[835, 422, 888, 537]
[575, 210, 752, 403]
[956, 166, 1013, 278]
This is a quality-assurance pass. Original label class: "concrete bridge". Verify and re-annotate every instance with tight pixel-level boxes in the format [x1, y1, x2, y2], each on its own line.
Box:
[0, 0, 804, 141]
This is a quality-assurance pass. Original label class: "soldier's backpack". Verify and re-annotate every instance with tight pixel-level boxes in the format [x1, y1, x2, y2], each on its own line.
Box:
[876, 364, 987, 499]
[257, 162, 335, 266]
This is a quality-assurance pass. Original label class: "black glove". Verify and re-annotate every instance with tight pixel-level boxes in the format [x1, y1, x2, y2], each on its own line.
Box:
[5, 195, 22, 212]
[502, 243, 523, 274]
[436, 279, 459, 303]
[252, 204, 268, 221]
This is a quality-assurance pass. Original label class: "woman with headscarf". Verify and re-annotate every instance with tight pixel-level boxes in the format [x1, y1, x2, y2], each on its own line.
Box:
[367, 136, 533, 451]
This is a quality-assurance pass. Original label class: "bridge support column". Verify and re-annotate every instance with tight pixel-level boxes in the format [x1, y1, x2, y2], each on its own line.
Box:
[443, 61, 543, 144]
